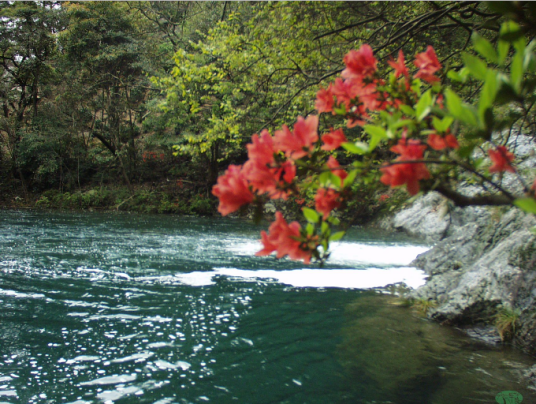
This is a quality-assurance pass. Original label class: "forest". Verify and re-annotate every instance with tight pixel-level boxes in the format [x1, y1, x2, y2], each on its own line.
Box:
[0, 1, 535, 222]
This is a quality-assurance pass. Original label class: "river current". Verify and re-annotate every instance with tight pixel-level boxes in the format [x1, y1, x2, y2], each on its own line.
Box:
[0, 210, 534, 404]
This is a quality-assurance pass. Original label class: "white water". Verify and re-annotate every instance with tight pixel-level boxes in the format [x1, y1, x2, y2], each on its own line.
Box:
[139, 240, 430, 289]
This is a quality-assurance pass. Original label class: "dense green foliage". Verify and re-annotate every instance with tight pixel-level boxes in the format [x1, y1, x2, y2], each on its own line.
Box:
[1, 1, 533, 220]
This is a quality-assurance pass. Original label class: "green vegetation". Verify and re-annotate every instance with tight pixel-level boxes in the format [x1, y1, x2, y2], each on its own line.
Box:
[1, 1, 534, 221]
[496, 306, 521, 342]
[413, 298, 439, 317]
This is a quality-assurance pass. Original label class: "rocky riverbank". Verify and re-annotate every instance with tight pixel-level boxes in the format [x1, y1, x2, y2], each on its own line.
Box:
[378, 131, 536, 387]
[382, 191, 536, 387]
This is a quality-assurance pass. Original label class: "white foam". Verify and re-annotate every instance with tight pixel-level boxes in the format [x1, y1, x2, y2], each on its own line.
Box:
[167, 266, 427, 289]
[227, 240, 429, 266]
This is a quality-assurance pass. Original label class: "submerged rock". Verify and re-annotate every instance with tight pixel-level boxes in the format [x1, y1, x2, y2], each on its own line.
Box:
[338, 295, 536, 403]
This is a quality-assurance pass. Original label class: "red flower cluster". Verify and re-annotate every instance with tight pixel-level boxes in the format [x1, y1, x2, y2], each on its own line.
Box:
[388, 50, 410, 79]
[321, 128, 347, 151]
[212, 43, 472, 265]
[274, 116, 319, 159]
[380, 139, 430, 195]
[212, 165, 253, 216]
[427, 132, 459, 150]
[488, 146, 516, 173]
[414, 46, 442, 84]
[256, 212, 313, 263]
[213, 116, 323, 216]
[326, 156, 347, 180]
[315, 188, 341, 219]
[342, 45, 377, 80]
[315, 45, 442, 128]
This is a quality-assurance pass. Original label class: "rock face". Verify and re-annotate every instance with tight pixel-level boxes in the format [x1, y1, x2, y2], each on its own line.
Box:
[392, 191, 536, 355]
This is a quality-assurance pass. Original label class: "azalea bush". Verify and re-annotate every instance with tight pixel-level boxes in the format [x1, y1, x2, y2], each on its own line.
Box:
[212, 21, 536, 264]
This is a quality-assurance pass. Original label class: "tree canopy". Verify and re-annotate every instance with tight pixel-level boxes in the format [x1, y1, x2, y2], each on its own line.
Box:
[1, 1, 535, 223]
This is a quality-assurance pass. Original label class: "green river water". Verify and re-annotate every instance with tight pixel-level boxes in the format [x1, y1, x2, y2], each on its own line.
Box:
[0, 210, 534, 404]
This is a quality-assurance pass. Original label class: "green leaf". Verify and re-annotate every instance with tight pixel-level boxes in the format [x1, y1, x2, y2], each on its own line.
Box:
[333, 105, 346, 115]
[472, 33, 498, 64]
[363, 124, 387, 139]
[445, 88, 463, 118]
[391, 119, 414, 130]
[447, 70, 464, 83]
[462, 53, 488, 81]
[500, 21, 523, 43]
[399, 105, 415, 117]
[415, 89, 432, 121]
[329, 231, 345, 242]
[498, 40, 510, 65]
[369, 133, 385, 151]
[321, 221, 329, 234]
[327, 216, 340, 226]
[343, 169, 359, 188]
[479, 69, 498, 118]
[342, 142, 368, 155]
[306, 223, 314, 236]
[445, 88, 478, 126]
[328, 173, 342, 189]
[461, 106, 479, 127]
[432, 116, 453, 133]
[302, 207, 320, 223]
[318, 171, 331, 186]
[514, 198, 536, 214]
[364, 125, 388, 151]
[510, 51, 524, 93]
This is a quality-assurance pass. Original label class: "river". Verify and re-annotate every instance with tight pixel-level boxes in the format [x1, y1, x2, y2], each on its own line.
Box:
[0, 210, 534, 403]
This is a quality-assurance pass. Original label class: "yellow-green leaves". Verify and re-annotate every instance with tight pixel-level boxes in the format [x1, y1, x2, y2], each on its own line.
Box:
[415, 89, 433, 122]
[302, 207, 320, 223]
[445, 88, 478, 127]
[461, 53, 488, 81]
[514, 198, 536, 214]
[472, 33, 498, 64]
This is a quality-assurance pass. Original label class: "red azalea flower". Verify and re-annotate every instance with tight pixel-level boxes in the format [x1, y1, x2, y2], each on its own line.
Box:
[212, 165, 254, 215]
[427, 133, 459, 150]
[488, 146, 516, 173]
[321, 128, 347, 151]
[247, 129, 277, 166]
[380, 139, 430, 195]
[315, 86, 334, 113]
[331, 78, 361, 109]
[427, 134, 446, 150]
[390, 138, 427, 159]
[358, 82, 381, 112]
[388, 50, 409, 78]
[342, 45, 378, 80]
[445, 134, 459, 149]
[414, 46, 442, 84]
[326, 156, 348, 180]
[274, 115, 319, 160]
[243, 158, 296, 200]
[315, 188, 341, 219]
[256, 212, 313, 263]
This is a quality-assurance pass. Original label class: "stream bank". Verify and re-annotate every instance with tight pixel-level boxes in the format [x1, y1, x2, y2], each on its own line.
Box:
[382, 191, 536, 387]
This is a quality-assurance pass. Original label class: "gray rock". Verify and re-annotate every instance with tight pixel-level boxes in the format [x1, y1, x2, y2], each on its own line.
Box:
[392, 192, 450, 242]
[407, 205, 536, 354]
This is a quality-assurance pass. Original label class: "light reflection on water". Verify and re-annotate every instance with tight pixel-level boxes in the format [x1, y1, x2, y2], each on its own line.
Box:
[0, 211, 534, 404]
